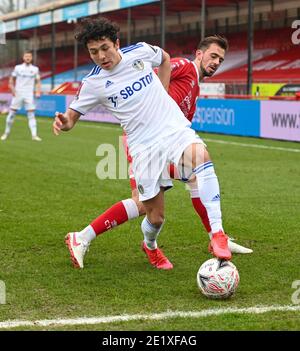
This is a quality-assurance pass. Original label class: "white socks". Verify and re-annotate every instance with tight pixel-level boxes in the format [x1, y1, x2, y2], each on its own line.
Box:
[4, 110, 16, 135]
[193, 161, 223, 234]
[78, 225, 96, 243]
[187, 181, 199, 199]
[141, 217, 164, 250]
[3, 110, 38, 138]
[27, 111, 37, 137]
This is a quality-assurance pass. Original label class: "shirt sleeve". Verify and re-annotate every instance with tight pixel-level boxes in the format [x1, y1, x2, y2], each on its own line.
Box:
[141, 42, 163, 68]
[170, 58, 191, 80]
[69, 79, 101, 115]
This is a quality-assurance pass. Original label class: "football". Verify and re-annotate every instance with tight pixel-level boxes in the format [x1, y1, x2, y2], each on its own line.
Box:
[196, 258, 240, 299]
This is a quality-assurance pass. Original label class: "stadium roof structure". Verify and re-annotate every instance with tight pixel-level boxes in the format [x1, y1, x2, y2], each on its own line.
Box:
[0, 0, 84, 21]
[1, 0, 246, 21]
[1, 0, 299, 88]
[2, 0, 252, 39]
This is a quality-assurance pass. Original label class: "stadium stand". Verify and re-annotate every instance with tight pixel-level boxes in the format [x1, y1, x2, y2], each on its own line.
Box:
[208, 26, 299, 84]
[1, 25, 298, 93]
[209, 45, 300, 84]
[0, 0, 299, 95]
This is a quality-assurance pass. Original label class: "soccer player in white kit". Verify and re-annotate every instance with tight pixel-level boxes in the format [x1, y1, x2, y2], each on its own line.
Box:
[1, 50, 42, 141]
[65, 36, 252, 268]
[53, 17, 232, 270]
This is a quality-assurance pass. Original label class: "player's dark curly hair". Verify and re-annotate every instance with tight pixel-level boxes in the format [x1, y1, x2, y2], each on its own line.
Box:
[75, 17, 120, 47]
[197, 35, 229, 52]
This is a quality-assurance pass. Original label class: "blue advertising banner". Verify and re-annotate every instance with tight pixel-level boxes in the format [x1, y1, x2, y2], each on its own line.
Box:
[62, 3, 89, 21]
[120, 0, 158, 8]
[99, 0, 120, 12]
[19, 95, 66, 117]
[192, 99, 260, 137]
[19, 15, 39, 30]
[42, 64, 93, 86]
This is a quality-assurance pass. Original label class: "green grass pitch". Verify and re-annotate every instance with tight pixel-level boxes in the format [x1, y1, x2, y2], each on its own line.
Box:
[0, 114, 299, 330]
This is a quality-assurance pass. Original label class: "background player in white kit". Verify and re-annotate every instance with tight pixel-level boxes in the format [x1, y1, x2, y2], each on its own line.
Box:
[53, 17, 233, 270]
[1, 50, 42, 141]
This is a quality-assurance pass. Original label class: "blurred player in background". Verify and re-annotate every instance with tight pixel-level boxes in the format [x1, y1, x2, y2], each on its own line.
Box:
[1, 50, 42, 141]
[62, 33, 252, 269]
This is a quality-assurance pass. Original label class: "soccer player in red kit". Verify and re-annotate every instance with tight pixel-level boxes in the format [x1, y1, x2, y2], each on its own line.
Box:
[66, 35, 252, 269]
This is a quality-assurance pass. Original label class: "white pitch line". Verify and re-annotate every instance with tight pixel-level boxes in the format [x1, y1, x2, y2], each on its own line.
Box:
[0, 305, 300, 329]
[204, 138, 300, 153]
[77, 122, 121, 131]
[74, 123, 300, 153]
[30, 117, 300, 153]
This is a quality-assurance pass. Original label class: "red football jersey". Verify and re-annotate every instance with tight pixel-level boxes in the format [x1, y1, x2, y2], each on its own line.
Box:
[124, 58, 200, 166]
[168, 57, 200, 122]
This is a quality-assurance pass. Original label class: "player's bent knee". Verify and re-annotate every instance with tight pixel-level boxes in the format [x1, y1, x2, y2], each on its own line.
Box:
[148, 213, 164, 228]
[192, 145, 211, 168]
[203, 149, 211, 163]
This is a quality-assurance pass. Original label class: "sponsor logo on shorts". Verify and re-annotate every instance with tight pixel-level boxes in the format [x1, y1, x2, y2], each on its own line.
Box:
[138, 184, 144, 194]
[212, 194, 221, 201]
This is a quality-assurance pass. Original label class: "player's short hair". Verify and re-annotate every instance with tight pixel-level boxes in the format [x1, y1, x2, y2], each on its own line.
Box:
[23, 50, 33, 55]
[197, 35, 229, 52]
[75, 17, 120, 47]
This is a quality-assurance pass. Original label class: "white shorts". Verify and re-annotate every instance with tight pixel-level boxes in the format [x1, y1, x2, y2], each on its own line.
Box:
[132, 127, 205, 201]
[10, 95, 35, 111]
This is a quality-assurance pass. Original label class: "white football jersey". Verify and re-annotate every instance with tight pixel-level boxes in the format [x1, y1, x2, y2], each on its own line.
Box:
[70, 42, 191, 156]
[12, 63, 40, 95]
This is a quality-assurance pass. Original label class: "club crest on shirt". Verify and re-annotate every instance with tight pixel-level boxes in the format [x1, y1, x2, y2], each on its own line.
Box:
[132, 59, 144, 71]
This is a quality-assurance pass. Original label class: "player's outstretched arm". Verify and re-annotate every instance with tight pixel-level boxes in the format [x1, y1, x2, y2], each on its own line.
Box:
[52, 109, 81, 135]
[157, 49, 171, 92]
